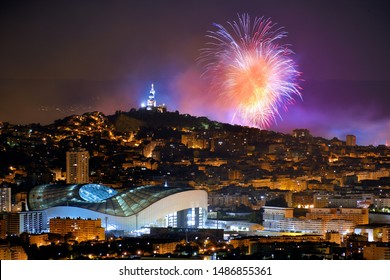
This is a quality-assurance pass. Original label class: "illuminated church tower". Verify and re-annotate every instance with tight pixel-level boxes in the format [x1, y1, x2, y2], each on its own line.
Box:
[146, 84, 157, 110]
[142, 83, 167, 113]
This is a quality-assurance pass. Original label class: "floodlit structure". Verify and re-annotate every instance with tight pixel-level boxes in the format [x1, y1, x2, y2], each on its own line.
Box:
[28, 184, 207, 234]
[141, 84, 167, 112]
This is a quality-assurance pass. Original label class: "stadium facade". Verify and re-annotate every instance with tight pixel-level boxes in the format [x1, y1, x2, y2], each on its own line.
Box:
[28, 184, 208, 234]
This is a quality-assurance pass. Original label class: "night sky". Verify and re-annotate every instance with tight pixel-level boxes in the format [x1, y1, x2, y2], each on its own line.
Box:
[1, 0, 390, 145]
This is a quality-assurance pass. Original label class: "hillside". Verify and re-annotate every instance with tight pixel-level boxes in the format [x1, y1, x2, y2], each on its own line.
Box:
[107, 109, 227, 132]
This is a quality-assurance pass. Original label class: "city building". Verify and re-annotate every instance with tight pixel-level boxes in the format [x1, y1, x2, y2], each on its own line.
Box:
[263, 215, 355, 234]
[208, 193, 250, 210]
[153, 241, 179, 254]
[14, 192, 28, 208]
[370, 212, 390, 224]
[0, 214, 7, 239]
[355, 224, 390, 242]
[0, 186, 11, 212]
[51, 168, 66, 182]
[374, 197, 390, 208]
[262, 206, 294, 220]
[0, 245, 28, 260]
[325, 231, 342, 244]
[363, 243, 390, 260]
[181, 132, 211, 150]
[50, 217, 105, 241]
[206, 219, 263, 234]
[292, 191, 314, 208]
[306, 208, 369, 225]
[29, 233, 50, 247]
[328, 193, 374, 208]
[6, 211, 47, 235]
[28, 183, 208, 234]
[66, 148, 90, 184]
[262, 206, 294, 230]
[346, 134, 357, 146]
[292, 129, 312, 140]
[261, 206, 366, 235]
[346, 233, 368, 258]
[313, 194, 331, 208]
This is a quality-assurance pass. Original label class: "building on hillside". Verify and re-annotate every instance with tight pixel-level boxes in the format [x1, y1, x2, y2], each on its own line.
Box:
[66, 148, 89, 184]
[141, 84, 167, 113]
[346, 134, 356, 146]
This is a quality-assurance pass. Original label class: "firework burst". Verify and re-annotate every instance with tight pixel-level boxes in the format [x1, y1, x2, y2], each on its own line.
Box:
[199, 14, 302, 129]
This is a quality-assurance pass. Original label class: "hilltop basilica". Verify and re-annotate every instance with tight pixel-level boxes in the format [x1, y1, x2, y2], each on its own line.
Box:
[141, 83, 167, 113]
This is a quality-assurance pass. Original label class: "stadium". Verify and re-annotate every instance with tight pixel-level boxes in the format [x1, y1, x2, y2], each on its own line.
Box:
[28, 183, 208, 234]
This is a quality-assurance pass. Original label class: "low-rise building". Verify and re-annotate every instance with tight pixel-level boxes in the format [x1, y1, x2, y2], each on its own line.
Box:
[153, 242, 179, 254]
[29, 233, 50, 247]
[306, 208, 369, 225]
[363, 243, 390, 260]
[50, 217, 105, 241]
[0, 245, 28, 260]
[355, 224, 390, 242]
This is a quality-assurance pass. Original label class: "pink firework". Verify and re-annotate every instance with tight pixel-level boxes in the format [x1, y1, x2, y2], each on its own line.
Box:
[199, 14, 302, 129]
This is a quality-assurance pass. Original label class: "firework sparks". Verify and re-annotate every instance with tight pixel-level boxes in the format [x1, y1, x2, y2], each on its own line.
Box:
[199, 14, 302, 129]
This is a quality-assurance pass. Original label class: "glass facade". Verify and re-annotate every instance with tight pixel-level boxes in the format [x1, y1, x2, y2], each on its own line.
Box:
[28, 184, 208, 232]
[167, 207, 205, 228]
[29, 184, 203, 217]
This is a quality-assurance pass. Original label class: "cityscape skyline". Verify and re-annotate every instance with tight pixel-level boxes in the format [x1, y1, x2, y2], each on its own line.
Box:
[2, 104, 390, 260]
[3, 0, 390, 269]
[1, 0, 390, 146]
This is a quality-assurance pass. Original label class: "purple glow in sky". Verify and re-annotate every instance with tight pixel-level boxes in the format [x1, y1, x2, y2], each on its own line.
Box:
[1, 0, 390, 146]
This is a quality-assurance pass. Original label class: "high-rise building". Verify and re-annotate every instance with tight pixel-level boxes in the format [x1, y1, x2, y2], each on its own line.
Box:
[346, 134, 356, 146]
[0, 214, 7, 239]
[0, 186, 11, 212]
[66, 148, 89, 184]
[7, 211, 47, 235]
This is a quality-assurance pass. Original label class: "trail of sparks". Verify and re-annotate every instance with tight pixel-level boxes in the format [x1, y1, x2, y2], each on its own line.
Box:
[199, 14, 302, 129]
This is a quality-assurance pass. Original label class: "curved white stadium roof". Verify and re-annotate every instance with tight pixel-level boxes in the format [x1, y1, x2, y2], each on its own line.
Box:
[28, 184, 208, 232]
